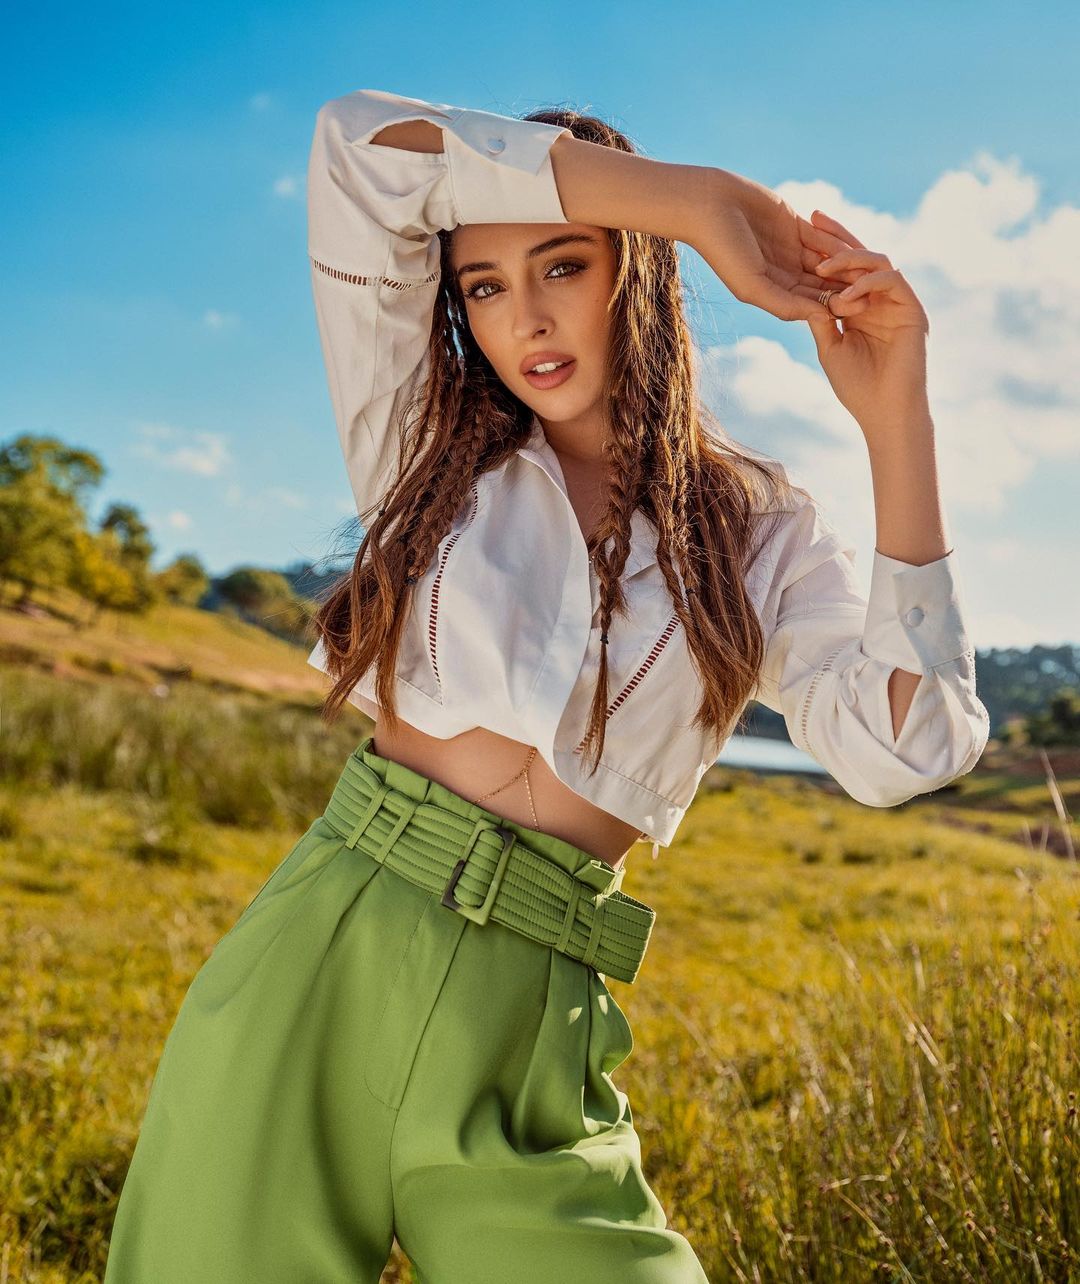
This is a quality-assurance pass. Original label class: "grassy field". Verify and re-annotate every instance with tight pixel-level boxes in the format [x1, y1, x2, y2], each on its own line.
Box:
[0, 586, 328, 703]
[1, 599, 1078, 1282]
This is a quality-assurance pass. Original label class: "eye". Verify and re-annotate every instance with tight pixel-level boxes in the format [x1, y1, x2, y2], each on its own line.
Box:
[462, 259, 586, 303]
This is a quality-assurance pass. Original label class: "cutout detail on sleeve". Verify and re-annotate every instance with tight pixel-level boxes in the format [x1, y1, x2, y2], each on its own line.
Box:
[310, 254, 440, 292]
[797, 642, 848, 751]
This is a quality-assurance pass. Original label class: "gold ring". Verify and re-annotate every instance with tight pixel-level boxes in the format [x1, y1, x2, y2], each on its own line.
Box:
[818, 288, 837, 313]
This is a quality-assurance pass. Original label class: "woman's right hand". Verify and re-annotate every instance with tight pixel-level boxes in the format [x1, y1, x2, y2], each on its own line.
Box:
[692, 168, 852, 325]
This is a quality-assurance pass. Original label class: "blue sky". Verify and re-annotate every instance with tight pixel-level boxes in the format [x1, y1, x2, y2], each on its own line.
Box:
[3, 0, 1077, 648]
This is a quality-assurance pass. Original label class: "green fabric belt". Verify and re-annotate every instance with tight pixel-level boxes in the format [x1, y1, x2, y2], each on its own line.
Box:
[322, 744, 656, 985]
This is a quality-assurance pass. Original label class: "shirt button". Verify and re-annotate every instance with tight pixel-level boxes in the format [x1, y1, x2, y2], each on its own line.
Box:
[486, 136, 506, 154]
[904, 606, 925, 627]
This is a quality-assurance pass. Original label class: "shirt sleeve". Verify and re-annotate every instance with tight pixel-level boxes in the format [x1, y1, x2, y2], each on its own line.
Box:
[307, 88, 572, 520]
[752, 489, 991, 807]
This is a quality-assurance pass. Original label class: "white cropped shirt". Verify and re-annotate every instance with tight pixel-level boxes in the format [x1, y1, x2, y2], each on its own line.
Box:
[303, 87, 991, 848]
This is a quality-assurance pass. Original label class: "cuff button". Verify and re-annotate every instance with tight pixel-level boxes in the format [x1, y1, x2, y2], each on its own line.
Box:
[486, 136, 506, 154]
[904, 606, 925, 626]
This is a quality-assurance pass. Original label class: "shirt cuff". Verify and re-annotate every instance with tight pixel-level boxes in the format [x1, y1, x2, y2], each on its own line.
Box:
[440, 106, 571, 226]
[861, 548, 970, 673]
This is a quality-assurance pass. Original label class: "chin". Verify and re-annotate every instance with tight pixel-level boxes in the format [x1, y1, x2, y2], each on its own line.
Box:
[522, 391, 598, 422]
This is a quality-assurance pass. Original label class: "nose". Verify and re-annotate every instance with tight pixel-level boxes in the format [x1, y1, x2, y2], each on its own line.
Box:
[509, 280, 554, 341]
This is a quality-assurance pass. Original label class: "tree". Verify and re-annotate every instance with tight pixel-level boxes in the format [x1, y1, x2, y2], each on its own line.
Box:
[0, 471, 82, 605]
[217, 566, 315, 646]
[0, 434, 105, 606]
[218, 567, 296, 613]
[98, 502, 157, 610]
[69, 528, 139, 625]
[156, 553, 210, 606]
[0, 434, 104, 502]
[1020, 688, 1080, 748]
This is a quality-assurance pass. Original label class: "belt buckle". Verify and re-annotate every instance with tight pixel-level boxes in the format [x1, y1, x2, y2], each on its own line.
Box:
[440, 819, 517, 926]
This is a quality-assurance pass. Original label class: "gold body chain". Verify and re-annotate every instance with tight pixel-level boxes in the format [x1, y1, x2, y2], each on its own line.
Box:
[471, 745, 540, 828]
[469, 745, 659, 860]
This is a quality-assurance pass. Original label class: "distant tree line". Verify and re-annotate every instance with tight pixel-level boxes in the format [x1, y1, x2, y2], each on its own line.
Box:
[0, 433, 324, 646]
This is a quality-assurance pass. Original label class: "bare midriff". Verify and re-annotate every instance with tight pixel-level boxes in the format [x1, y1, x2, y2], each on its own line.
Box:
[371, 714, 645, 872]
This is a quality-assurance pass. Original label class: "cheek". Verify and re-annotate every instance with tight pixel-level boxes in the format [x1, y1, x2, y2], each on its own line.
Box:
[465, 317, 503, 369]
[579, 290, 614, 351]
[583, 268, 617, 323]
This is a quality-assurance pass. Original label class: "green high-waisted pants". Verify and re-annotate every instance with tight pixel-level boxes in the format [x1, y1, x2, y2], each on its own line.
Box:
[103, 737, 709, 1283]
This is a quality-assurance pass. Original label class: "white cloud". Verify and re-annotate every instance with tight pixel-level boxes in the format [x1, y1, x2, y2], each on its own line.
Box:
[203, 308, 239, 330]
[273, 174, 303, 199]
[266, 486, 307, 510]
[224, 483, 309, 513]
[132, 423, 231, 477]
[135, 421, 173, 442]
[166, 510, 192, 531]
[697, 148, 1080, 538]
[249, 92, 273, 112]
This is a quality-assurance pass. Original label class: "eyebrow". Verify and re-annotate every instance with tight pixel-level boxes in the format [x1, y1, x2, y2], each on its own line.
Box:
[453, 233, 601, 280]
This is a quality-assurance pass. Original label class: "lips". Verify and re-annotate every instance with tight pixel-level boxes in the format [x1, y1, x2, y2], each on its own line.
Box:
[519, 350, 575, 375]
[522, 359, 576, 390]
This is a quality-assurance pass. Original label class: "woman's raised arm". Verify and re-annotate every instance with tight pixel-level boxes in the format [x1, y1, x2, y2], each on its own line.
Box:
[306, 88, 572, 522]
[371, 115, 718, 247]
[372, 110, 844, 326]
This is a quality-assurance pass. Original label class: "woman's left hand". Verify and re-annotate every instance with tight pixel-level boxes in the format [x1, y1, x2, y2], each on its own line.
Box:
[799, 209, 932, 441]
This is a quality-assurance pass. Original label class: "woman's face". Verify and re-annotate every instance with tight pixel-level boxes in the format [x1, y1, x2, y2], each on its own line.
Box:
[449, 222, 619, 426]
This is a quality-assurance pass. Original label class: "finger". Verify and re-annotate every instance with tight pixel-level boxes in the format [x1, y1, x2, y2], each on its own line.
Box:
[814, 248, 891, 277]
[796, 213, 848, 258]
[745, 276, 838, 324]
[811, 209, 867, 251]
[804, 276, 854, 297]
[799, 248, 863, 288]
[798, 263, 853, 292]
[834, 267, 906, 304]
[806, 308, 843, 355]
[792, 282, 869, 315]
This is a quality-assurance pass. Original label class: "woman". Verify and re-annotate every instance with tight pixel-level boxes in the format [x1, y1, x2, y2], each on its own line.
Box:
[103, 87, 989, 1282]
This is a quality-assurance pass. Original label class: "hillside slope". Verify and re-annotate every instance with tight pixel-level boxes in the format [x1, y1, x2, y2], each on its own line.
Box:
[0, 591, 327, 703]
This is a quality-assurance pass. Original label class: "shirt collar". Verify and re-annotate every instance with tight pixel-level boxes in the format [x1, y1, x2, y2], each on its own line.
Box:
[516, 413, 658, 579]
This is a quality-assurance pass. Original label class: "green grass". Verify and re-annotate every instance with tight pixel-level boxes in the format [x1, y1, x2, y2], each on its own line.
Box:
[0, 585, 328, 702]
[621, 774, 1080, 1281]
[1, 649, 1078, 1281]
[0, 667, 362, 830]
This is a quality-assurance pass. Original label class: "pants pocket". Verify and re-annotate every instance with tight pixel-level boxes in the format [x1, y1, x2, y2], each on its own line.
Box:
[591, 969, 635, 1077]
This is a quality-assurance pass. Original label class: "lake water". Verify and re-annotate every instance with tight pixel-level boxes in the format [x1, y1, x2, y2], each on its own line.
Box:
[716, 733, 828, 776]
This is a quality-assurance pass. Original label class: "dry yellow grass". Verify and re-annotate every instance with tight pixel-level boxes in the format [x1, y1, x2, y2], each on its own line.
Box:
[2, 762, 1078, 1281]
[1, 603, 1078, 1281]
[0, 588, 326, 702]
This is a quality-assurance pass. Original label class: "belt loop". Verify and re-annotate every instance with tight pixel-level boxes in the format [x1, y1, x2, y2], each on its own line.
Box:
[345, 782, 390, 851]
[373, 795, 418, 864]
[580, 895, 607, 970]
[555, 880, 583, 954]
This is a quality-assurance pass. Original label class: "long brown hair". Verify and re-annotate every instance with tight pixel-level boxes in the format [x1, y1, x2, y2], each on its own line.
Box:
[313, 102, 798, 774]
